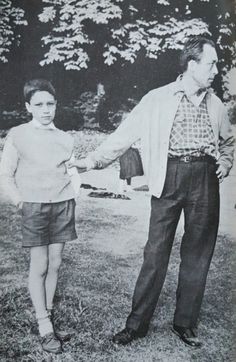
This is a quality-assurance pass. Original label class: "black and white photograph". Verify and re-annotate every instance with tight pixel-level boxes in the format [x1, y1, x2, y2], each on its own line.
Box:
[0, 1, 235, 361]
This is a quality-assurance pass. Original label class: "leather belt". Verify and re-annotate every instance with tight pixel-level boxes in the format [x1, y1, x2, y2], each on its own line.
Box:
[168, 155, 216, 163]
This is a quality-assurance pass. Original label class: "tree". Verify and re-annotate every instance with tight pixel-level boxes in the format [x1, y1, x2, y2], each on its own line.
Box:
[38, 0, 122, 70]
[0, 0, 27, 63]
[38, 0, 235, 73]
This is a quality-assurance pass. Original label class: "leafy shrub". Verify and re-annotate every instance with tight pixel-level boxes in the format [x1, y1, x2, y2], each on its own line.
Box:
[0, 109, 29, 129]
[54, 106, 84, 131]
[227, 100, 236, 125]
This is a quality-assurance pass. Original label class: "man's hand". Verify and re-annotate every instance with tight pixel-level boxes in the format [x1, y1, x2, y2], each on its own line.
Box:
[16, 201, 23, 212]
[216, 162, 227, 183]
[68, 159, 88, 173]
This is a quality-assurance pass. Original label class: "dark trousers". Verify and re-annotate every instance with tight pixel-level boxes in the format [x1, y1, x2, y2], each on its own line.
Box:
[126, 158, 219, 331]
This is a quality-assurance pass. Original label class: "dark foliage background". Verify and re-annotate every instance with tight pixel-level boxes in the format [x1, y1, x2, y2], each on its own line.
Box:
[0, 0, 235, 130]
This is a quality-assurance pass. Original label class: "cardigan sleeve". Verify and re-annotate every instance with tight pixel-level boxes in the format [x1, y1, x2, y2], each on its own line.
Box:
[84, 92, 151, 169]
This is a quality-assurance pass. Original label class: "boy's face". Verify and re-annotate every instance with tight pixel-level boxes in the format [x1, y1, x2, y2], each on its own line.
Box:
[25, 91, 57, 126]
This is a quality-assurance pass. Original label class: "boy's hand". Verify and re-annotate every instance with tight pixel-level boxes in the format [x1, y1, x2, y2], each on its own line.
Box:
[68, 159, 88, 173]
[216, 162, 227, 183]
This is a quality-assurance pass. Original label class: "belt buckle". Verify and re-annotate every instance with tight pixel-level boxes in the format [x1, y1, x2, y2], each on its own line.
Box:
[182, 155, 191, 163]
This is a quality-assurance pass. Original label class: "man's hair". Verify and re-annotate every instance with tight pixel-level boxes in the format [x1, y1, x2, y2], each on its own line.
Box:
[180, 36, 216, 72]
[23, 79, 56, 103]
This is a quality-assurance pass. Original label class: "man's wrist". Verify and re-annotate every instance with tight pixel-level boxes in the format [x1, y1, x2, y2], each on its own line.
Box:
[15, 200, 23, 209]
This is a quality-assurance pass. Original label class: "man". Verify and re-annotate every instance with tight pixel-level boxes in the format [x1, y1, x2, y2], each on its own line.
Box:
[71, 36, 234, 347]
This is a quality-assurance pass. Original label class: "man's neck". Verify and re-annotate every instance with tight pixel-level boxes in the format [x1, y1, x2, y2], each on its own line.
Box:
[181, 74, 203, 96]
[181, 74, 207, 107]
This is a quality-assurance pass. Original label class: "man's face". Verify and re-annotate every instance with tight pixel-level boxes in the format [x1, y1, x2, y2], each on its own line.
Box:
[191, 44, 218, 89]
[26, 91, 56, 126]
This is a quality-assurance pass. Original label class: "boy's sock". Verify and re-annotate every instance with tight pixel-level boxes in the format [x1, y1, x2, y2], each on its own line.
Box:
[36, 311, 53, 337]
[47, 306, 53, 317]
[47, 307, 71, 342]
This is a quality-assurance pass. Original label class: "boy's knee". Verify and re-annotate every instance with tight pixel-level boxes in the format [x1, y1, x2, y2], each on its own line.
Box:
[49, 255, 62, 272]
[30, 260, 48, 278]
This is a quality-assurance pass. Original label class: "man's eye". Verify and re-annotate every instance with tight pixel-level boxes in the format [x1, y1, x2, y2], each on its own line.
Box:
[35, 103, 43, 107]
[47, 102, 55, 106]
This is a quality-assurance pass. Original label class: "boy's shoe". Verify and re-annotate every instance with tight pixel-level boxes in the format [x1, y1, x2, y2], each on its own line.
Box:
[55, 329, 71, 342]
[40, 332, 62, 354]
[49, 310, 71, 342]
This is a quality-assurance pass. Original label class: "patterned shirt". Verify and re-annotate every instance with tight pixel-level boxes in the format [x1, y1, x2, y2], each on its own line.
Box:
[168, 93, 216, 158]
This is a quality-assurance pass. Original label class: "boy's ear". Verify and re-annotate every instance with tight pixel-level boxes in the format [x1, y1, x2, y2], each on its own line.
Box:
[25, 102, 32, 113]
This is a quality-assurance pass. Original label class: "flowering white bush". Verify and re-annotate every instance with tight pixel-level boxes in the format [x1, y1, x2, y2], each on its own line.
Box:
[38, 0, 235, 73]
[0, 0, 27, 63]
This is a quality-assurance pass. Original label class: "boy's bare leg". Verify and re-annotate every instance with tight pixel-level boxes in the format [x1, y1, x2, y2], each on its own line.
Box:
[28, 245, 54, 336]
[29, 245, 48, 317]
[45, 242, 71, 342]
[45, 242, 65, 311]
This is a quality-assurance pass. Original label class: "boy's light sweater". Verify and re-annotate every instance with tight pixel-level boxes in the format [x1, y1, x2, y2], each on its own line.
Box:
[0, 120, 80, 205]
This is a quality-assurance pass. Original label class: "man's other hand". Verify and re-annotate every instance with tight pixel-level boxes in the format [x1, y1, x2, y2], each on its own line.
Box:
[216, 162, 227, 183]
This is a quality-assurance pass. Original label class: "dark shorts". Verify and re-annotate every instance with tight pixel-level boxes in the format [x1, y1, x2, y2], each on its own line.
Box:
[21, 199, 77, 248]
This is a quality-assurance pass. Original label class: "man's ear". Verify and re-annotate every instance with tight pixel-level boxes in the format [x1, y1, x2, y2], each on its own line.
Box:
[25, 102, 31, 113]
[188, 59, 197, 73]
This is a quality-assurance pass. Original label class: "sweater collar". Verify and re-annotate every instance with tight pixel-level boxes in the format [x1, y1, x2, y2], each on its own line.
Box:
[31, 119, 56, 130]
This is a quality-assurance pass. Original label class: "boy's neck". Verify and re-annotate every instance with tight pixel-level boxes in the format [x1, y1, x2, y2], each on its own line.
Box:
[31, 118, 56, 130]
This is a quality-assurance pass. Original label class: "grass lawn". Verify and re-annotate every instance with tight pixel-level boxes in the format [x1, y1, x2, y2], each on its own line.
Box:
[0, 199, 235, 362]
[0, 130, 235, 361]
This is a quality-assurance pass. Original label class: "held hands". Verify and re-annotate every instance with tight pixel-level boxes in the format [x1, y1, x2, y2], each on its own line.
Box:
[216, 162, 227, 183]
[68, 158, 88, 173]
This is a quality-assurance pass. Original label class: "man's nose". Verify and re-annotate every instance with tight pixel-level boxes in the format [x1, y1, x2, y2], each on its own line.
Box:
[213, 64, 218, 75]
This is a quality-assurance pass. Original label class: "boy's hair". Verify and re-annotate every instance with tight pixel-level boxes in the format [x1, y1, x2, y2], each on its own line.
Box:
[180, 36, 216, 72]
[24, 79, 56, 103]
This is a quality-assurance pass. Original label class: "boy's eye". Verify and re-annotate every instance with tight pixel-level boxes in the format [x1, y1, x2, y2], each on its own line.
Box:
[34, 102, 55, 107]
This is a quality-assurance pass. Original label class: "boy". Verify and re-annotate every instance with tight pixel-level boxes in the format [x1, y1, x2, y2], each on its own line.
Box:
[0, 79, 80, 354]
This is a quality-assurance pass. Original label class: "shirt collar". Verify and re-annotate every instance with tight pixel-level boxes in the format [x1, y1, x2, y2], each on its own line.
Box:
[174, 75, 212, 98]
[31, 118, 56, 130]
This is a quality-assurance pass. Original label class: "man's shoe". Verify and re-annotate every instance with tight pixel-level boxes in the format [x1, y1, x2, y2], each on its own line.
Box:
[112, 327, 147, 345]
[41, 332, 62, 354]
[172, 325, 202, 348]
